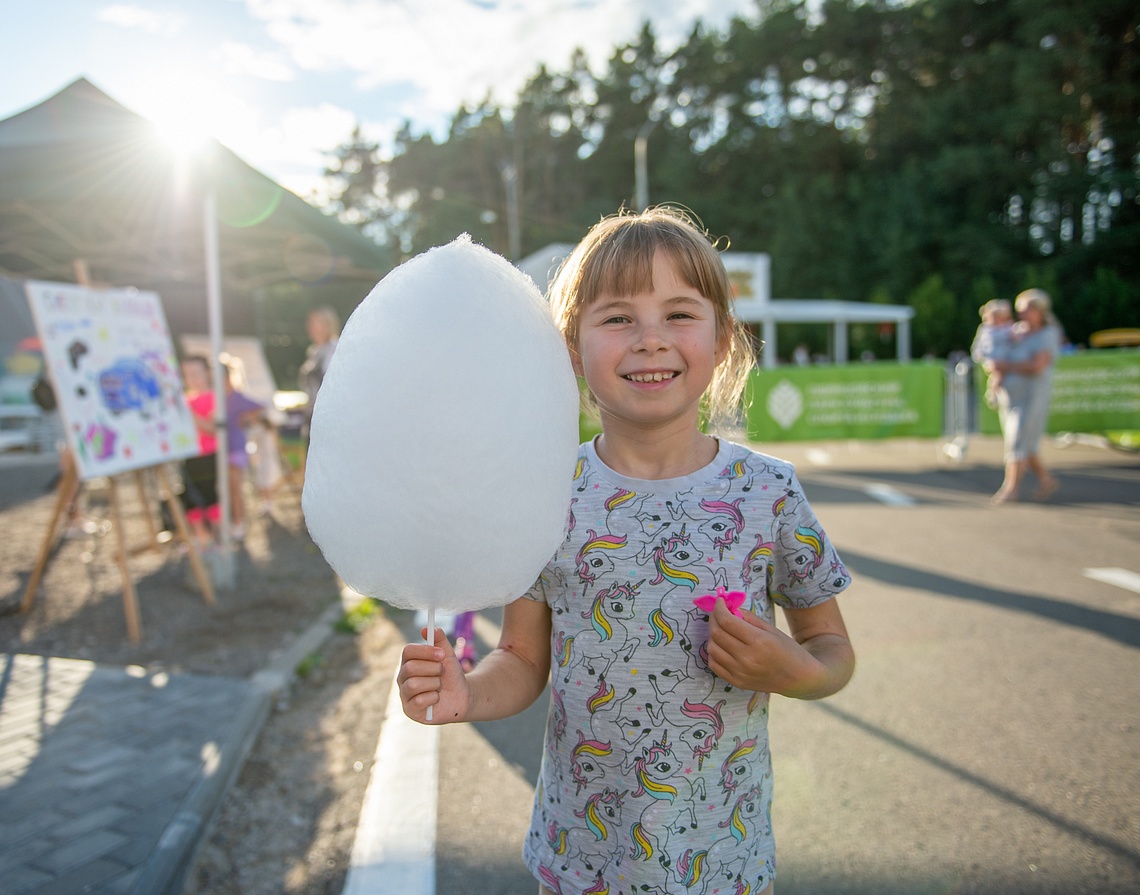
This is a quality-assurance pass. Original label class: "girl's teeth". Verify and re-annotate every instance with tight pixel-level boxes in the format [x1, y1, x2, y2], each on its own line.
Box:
[629, 372, 674, 382]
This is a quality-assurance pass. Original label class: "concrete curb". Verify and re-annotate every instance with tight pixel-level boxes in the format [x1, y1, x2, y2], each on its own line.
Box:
[142, 593, 354, 894]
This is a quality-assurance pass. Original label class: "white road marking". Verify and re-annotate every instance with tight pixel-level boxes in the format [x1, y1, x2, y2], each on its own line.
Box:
[1083, 567, 1140, 595]
[806, 449, 833, 466]
[342, 672, 439, 895]
[863, 483, 917, 506]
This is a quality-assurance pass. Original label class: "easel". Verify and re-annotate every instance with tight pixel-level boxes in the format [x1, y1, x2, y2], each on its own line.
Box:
[21, 461, 216, 643]
[20, 263, 217, 642]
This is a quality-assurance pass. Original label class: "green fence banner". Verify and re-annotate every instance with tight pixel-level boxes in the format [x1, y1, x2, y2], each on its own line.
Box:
[745, 362, 944, 442]
[976, 349, 1140, 435]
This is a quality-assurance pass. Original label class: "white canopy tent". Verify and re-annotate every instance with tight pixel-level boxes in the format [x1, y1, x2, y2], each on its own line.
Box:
[517, 243, 914, 367]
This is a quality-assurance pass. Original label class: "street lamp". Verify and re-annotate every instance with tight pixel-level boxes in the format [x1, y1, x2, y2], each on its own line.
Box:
[634, 119, 658, 212]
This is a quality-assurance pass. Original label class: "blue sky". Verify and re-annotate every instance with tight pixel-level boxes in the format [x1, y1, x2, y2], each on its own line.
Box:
[2, 0, 758, 201]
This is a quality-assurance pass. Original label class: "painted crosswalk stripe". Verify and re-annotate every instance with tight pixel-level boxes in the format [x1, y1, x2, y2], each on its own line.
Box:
[342, 673, 438, 895]
[863, 483, 917, 506]
[1083, 567, 1140, 595]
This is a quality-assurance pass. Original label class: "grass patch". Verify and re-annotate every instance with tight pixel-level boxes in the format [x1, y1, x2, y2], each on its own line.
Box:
[335, 598, 383, 634]
[295, 651, 324, 678]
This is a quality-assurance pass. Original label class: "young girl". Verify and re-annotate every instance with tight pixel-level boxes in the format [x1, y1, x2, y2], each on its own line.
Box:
[398, 208, 855, 895]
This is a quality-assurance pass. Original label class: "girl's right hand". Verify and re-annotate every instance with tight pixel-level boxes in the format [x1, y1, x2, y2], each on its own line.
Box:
[397, 626, 471, 724]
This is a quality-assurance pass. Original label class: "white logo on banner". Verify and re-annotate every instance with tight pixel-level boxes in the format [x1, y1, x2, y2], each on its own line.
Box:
[766, 379, 804, 430]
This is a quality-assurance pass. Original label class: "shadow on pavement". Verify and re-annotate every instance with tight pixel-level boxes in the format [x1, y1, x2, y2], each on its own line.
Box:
[843, 549, 1140, 649]
[810, 701, 1140, 872]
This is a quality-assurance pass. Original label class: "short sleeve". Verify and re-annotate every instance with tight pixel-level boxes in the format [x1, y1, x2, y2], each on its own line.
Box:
[769, 470, 851, 609]
[521, 564, 557, 604]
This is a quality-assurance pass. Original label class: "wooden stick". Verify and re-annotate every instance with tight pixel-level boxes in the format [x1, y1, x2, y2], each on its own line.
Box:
[134, 469, 162, 552]
[107, 476, 142, 643]
[426, 606, 435, 722]
[21, 459, 79, 613]
[156, 464, 216, 606]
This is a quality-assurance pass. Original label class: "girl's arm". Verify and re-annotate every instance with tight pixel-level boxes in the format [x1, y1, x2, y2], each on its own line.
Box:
[398, 595, 552, 725]
[705, 597, 854, 700]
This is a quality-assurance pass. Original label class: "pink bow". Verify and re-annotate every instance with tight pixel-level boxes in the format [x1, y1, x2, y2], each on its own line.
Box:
[693, 585, 747, 618]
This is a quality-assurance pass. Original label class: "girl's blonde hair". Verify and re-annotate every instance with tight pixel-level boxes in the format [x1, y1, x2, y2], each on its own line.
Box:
[548, 206, 756, 429]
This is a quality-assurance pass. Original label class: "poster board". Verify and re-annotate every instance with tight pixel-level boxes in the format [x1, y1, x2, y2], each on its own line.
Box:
[745, 361, 944, 442]
[25, 280, 200, 480]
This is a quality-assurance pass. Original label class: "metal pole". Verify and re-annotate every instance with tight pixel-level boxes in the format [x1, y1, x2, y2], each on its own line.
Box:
[634, 120, 657, 212]
[204, 189, 236, 589]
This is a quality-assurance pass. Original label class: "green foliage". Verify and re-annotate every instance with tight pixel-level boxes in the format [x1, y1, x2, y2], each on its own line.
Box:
[907, 274, 959, 357]
[295, 651, 324, 679]
[318, 0, 1139, 355]
[335, 598, 383, 634]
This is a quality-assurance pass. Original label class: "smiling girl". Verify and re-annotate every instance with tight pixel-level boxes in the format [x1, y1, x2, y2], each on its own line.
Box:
[398, 207, 855, 894]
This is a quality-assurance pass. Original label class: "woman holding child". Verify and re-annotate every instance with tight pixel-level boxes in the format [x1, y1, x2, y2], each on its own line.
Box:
[985, 289, 1062, 505]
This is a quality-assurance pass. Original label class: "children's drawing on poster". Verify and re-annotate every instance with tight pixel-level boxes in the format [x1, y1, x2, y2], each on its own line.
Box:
[25, 281, 200, 480]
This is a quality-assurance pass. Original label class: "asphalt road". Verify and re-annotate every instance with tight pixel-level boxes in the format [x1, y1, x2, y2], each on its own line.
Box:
[430, 435, 1140, 895]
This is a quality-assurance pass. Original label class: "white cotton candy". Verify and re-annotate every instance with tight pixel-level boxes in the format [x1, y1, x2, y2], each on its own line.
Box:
[302, 236, 580, 612]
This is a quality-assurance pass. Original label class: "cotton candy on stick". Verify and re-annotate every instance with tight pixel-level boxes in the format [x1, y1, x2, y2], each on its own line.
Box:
[302, 236, 580, 719]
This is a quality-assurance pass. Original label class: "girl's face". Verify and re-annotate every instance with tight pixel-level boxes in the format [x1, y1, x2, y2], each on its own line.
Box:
[573, 251, 726, 435]
[307, 313, 329, 343]
[182, 361, 208, 393]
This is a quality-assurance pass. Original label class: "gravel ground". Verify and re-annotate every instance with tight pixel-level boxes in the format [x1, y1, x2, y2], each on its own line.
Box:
[0, 456, 405, 895]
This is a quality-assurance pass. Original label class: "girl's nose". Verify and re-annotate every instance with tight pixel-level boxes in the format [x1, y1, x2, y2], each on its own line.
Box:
[633, 321, 668, 352]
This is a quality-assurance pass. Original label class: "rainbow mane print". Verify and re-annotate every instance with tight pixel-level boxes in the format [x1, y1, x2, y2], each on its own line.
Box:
[575, 530, 628, 586]
[587, 676, 615, 713]
[649, 527, 700, 591]
[648, 607, 674, 646]
[718, 784, 762, 844]
[604, 488, 636, 511]
[742, 537, 775, 585]
[571, 732, 613, 794]
[574, 788, 625, 841]
[719, 736, 758, 802]
[681, 698, 726, 769]
[632, 735, 679, 802]
[699, 497, 745, 557]
[583, 872, 610, 895]
[675, 847, 708, 887]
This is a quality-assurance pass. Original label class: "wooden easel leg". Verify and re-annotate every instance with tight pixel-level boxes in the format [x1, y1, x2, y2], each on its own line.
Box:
[134, 469, 162, 551]
[21, 460, 79, 613]
[156, 464, 216, 606]
[107, 476, 142, 643]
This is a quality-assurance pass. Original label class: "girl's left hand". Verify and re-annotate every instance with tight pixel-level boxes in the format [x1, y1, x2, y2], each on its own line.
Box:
[705, 599, 824, 696]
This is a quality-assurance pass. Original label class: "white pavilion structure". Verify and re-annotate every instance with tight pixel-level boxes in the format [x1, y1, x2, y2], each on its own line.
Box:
[518, 244, 914, 368]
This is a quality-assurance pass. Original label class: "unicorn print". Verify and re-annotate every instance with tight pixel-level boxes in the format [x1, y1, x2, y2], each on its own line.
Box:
[570, 730, 613, 794]
[778, 523, 825, 587]
[563, 579, 643, 683]
[639, 525, 704, 594]
[627, 733, 706, 875]
[575, 530, 628, 592]
[697, 497, 745, 560]
[677, 784, 766, 893]
[547, 787, 627, 874]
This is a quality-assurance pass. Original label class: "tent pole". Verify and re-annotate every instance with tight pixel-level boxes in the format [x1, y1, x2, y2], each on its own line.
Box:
[204, 189, 235, 589]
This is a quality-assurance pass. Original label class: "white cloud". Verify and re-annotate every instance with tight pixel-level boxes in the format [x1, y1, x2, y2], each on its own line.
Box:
[219, 41, 296, 82]
[97, 4, 186, 35]
[244, 0, 755, 124]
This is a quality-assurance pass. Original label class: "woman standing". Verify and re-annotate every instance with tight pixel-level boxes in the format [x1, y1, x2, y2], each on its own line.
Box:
[298, 306, 340, 443]
[987, 289, 1062, 504]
